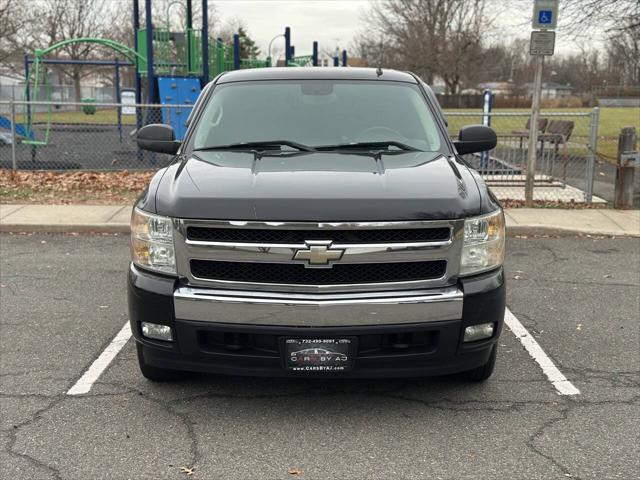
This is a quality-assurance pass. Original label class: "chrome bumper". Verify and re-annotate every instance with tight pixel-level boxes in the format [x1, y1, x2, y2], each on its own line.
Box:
[173, 285, 463, 327]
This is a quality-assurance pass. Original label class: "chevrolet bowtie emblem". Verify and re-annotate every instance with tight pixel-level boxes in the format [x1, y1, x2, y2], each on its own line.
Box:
[293, 241, 345, 267]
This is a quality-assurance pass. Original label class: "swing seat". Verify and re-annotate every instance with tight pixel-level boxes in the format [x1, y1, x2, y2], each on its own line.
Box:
[22, 140, 47, 146]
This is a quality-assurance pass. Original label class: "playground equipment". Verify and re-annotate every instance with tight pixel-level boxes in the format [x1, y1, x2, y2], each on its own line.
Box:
[22, 38, 144, 146]
[19, 0, 347, 150]
[282, 27, 347, 68]
[284, 28, 319, 67]
[0, 115, 34, 141]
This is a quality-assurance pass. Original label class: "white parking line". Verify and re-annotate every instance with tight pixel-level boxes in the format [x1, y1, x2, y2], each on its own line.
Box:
[67, 322, 132, 396]
[504, 308, 580, 396]
[66, 310, 578, 396]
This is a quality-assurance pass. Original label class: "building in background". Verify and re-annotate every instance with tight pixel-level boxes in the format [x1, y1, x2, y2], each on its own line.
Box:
[527, 82, 575, 99]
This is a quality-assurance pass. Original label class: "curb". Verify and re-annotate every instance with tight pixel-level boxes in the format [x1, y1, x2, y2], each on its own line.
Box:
[506, 225, 639, 238]
[0, 224, 130, 234]
[1, 223, 637, 238]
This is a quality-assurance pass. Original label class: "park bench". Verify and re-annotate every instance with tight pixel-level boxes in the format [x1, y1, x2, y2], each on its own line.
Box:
[512, 117, 549, 149]
[539, 119, 575, 184]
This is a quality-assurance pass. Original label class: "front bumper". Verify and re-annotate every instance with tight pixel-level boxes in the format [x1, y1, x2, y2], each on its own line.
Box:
[128, 264, 505, 378]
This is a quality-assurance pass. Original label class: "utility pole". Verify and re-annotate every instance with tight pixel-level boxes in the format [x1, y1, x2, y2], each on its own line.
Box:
[525, 0, 558, 206]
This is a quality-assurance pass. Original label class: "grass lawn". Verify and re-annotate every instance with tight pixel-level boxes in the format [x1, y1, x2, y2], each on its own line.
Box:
[444, 107, 639, 161]
[15, 108, 137, 125]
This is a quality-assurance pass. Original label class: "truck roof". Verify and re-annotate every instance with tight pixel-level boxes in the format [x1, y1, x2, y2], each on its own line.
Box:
[216, 67, 419, 84]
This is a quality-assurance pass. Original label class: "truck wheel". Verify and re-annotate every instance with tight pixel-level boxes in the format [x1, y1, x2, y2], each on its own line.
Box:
[136, 343, 185, 382]
[460, 345, 497, 382]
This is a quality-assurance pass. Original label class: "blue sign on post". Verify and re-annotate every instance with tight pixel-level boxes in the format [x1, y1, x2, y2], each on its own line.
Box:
[538, 10, 552, 24]
[532, 0, 558, 29]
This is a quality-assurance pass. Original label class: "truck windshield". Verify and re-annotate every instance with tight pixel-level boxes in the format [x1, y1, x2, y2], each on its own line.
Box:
[192, 80, 444, 152]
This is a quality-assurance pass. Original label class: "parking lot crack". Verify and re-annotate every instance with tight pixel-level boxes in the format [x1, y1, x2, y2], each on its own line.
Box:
[533, 278, 640, 288]
[102, 382, 201, 470]
[373, 394, 561, 412]
[562, 367, 640, 388]
[0, 392, 58, 400]
[538, 242, 565, 267]
[526, 404, 581, 480]
[4, 395, 66, 480]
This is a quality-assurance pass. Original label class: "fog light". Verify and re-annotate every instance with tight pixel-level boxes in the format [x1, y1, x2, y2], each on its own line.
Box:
[464, 322, 494, 343]
[141, 322, 173, 342]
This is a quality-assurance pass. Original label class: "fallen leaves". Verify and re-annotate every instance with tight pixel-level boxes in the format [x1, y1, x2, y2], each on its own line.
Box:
[288, 467, 304, 476]
[180, 466, 195, 476]
[500, 199, 607, 209]
[0, 169, 154, 204]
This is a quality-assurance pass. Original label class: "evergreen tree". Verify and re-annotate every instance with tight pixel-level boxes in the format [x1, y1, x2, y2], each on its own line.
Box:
[238, 27, 260, 59]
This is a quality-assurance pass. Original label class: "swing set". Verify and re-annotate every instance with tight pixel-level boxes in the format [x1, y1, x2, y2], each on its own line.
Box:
[22, 38, 145, 146]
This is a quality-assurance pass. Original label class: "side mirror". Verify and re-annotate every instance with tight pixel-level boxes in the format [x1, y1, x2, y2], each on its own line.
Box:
[136, 124, 180, 155]
[453, 125, 497, 155]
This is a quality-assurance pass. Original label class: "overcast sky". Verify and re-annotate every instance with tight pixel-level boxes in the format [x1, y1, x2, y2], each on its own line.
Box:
[212, 0, 588, 60]
[212, 1, 370, 59]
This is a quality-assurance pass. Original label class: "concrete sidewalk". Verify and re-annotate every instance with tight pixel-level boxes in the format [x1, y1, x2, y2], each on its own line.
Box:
[1, 204, 639, 237]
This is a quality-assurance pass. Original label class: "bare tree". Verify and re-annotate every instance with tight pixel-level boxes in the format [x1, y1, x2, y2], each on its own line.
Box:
[32, 0, 116, 102]
[562, 0, 639, 36]
[354, 0, 489, 93]
[0, 0, 30, 65]
[605, 18, 640, 87]
[352, 33, 400, 69]
[437, 0, 486, 94]
[150, 0, 219, 33]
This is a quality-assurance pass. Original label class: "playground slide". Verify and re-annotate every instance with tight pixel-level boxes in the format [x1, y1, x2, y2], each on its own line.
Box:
[0, 115, 35, 141]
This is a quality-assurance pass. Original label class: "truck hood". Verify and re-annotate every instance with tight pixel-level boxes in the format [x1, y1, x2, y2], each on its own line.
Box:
[153, 151, 481, 221]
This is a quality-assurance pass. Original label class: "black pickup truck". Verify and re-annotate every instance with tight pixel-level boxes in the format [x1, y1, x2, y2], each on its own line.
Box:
[128, 67, 505, 382]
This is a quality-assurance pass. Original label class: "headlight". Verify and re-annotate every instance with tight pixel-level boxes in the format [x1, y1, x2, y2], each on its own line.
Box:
[130, 208, 176, 274]
[460, 210, 505, 276]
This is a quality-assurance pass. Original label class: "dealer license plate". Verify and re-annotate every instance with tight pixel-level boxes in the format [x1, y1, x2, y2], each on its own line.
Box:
[283, 338, 354, 372]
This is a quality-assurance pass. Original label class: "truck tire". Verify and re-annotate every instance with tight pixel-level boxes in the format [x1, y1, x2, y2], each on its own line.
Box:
[136, 343, 185, 382]
[460, 345, 497, 382]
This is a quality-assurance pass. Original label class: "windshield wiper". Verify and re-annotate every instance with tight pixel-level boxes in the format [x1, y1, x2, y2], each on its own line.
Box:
[314, 141, 420, 152]
[194, 140, 316, 152]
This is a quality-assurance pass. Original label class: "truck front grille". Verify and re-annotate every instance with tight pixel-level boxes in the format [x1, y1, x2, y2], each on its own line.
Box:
[190, 260, 447, 285]
[175, 219, 463, 292]
[187, 226, 451, 244]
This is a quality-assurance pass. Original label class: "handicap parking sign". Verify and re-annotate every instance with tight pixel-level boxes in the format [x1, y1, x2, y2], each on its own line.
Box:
[532, 0, 558, 29]
[538, 10, 552, 24]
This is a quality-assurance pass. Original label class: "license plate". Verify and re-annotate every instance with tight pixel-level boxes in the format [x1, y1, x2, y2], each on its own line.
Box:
[283, 338, 354, 372]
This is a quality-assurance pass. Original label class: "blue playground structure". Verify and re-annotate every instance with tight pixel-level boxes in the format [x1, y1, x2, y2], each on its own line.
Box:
[0, 115, 35, 141]
[157, 76, 201, 140]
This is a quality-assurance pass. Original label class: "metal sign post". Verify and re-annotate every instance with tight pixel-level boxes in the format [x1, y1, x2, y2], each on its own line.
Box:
[525, 0, 558, 207]
[525, 55, 544, 206]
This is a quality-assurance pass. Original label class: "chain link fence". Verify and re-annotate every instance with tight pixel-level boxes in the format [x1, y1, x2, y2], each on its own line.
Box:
[0, 84, 120, 103]
[1, 101, 604, 203]
[0, 101, 183, 170]
[445, 110, 602, 203]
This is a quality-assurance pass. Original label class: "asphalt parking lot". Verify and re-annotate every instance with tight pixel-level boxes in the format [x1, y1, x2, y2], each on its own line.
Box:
[1, 233, 639, 479]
